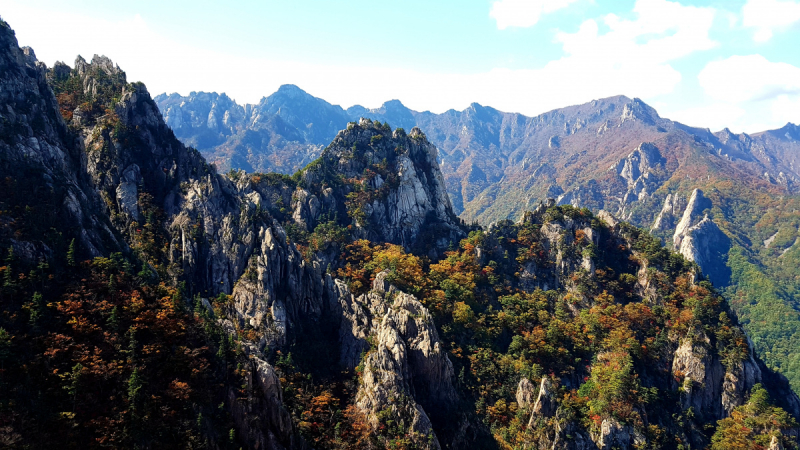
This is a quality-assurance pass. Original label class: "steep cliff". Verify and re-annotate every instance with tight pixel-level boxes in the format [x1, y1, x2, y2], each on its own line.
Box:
[671, 189, 731, 286]
[0, 27, 122, 262]
[333, 272, 456, 449]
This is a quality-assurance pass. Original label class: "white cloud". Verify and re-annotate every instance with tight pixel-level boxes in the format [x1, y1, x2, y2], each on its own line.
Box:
[668, 55, 800, 132]
[742, 0, 800, 42]
[699, 55, 800, 103]
[490, 0, 579, 30]
[771, 94, 800, 123]
[558, 0, 717, 68]
[668, 103, 747, 130]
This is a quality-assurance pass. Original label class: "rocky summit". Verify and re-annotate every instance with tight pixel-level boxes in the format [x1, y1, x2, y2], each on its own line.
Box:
[2, 16, 800, 450]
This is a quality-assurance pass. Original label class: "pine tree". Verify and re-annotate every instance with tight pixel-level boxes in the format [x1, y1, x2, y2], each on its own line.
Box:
[28, 291, 44, 329]
[217, 334, 229, 369]
[194, 295, 206, 317]
[62, 362, 84, 413]
[127, 368, 143, 412]
[137, 262, 151, 282]
[128, 327, 138, 361]
[3, 247, 14, 288]
[66, 238, 76, 267]
[107, 306, 120, 332]
[0, 328, 11, 370]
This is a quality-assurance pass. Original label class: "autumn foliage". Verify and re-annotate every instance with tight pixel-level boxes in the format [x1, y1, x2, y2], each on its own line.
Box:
[0, 254, 240, 448]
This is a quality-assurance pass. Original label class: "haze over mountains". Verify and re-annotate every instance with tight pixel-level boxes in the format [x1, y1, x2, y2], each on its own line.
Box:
[157, 86, 800, 397]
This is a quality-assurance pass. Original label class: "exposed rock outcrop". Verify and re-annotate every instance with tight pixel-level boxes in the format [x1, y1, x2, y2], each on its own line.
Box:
[228, 344, 305, 450]
[611, 142, 665, 207]
[335, 272, 457, 449]
[528, 376, 557, 426]
[516, 378, 536, 410]
[721, 345, 763, 416]
[670, 329, 764, 429]
[651, 193, 685, 232]
[596, 418, 644, 450]
[0, 29, 122, 261]
[302, 120, 466, 257]
[673, 189, 711, 248]
[672, 334, 726, 421]
[672, 189, 731, 285]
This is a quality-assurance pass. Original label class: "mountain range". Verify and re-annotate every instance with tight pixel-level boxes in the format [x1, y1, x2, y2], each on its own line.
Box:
[155, 87, 800, 220]
[1, 13, 799, 449]
[156, 85, 800, 398]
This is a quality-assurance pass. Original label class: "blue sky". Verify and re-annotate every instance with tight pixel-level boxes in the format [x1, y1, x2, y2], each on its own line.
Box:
[2, 0, 800, 133]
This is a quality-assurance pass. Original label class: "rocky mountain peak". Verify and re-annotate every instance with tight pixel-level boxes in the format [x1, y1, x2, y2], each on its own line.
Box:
[74, 54, 124, 77]
[464, 101, 500, 121]
[20, 45, 36, 63]
[376, 99, 414, 122]
[620, 97, 659, 125]
[274, 83, 309, 98]
[380, 99, 408, 110]
[345, 99, 417, 131]
[299, 119, 465, 255]
[257, 84, 350, 145]
[780, 122, 800, 141]
[408, 125, 426, 140]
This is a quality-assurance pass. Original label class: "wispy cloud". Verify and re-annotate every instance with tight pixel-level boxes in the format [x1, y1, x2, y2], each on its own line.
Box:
[742, 0, 800, 42]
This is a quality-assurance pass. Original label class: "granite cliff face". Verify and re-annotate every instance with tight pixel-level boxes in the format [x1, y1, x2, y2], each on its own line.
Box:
[670, 189, 731, 286]
[333, 272, 456, 449]
[0, 31, 122, 261]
